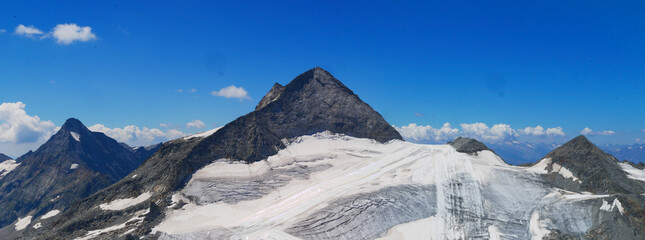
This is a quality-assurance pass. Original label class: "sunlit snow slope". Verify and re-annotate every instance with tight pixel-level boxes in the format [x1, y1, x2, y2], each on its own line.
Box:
[152, 132, 621, 240]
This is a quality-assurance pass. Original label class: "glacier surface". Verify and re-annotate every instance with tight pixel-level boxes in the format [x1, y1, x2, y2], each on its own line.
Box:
[151, 132, 627, 240]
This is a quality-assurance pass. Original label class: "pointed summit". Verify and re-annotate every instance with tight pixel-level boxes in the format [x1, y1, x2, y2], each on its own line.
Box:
[250, 66, 402, 145]
[255, 83, 285, 110]
[537, 135, 645, 194]
[60, 118, 88, 132]
[0, 118, 154, 229]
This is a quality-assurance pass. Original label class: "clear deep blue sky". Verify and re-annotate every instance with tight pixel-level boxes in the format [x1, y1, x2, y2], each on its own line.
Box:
[1, 0, 644, 150]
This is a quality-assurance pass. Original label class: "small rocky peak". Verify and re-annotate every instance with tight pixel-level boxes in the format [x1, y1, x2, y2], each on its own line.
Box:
[448, 137, 492, 154]
[255, 83, 286, 110]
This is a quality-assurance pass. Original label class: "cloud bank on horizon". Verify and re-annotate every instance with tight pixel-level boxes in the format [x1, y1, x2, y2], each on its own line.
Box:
[0, 100, 637, 158]
[393, 122, 615, 144]
[0, 102, 213, 157]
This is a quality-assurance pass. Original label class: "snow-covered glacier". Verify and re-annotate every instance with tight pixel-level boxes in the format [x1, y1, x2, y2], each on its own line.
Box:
[151, 132, 627, 240]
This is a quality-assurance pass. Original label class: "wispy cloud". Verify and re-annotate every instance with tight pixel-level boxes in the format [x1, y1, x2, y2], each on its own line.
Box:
[14, 24, 44, 37]
[0, 29, 6, 34]
[13, 23, 96, 45]
[186, 120, 206, 129]
[580, 127, 616, 136]
[211, 85, 250, 100]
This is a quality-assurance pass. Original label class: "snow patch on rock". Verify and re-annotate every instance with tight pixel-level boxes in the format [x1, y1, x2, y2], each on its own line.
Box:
[99, 192, 152, 211]
[33, 222, 42, 229]
[75, 208, 149, 240]
[70, 163, 79, 170]
[70, 131, 81, 142]
[41, 209, 61, 219]
[526, 158, 581, 183]
[618, 162, 645, 182]
[183, 127, 222, 140]
[0, 159, 20, 179]
[600, 198, 625, 215]
[14, 216, 32, 231]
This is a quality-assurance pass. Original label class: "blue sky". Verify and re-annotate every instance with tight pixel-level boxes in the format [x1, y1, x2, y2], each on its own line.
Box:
[1, 1, 645, 157]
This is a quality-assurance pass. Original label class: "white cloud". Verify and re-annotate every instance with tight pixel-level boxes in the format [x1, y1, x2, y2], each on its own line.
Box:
[394, 123, 459, 142]
[186, 120, 206, 129]
[14, 24, 44, 37]
[159, 123, 171, 128]
[89, 124, 184, 147]
[461, 123, 518, 142]
[190, 88, 196, 93]
[580, 127, 615, 136]
[395, 122, 566, 143]
[545, 127, 565, 137]
[0, 102, 56, 144]
[518, 126, 546, 136]
[51, 23, 97, 45]
[642, 129, 645, 133]
[0, 29, 6, 34]
[211, 85, 250, 100]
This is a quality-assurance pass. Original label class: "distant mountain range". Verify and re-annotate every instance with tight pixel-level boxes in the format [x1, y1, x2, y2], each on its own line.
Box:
[486, 141, 645, 165]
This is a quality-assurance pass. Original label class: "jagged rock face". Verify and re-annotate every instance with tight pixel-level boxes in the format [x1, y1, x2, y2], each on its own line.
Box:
[40, 67, 402, 239]
[255, 83, 285, 110]
[0, 118, 154, 233]
[542, 135, 645, 194]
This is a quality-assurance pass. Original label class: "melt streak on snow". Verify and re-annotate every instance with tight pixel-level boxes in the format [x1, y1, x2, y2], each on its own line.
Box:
[0, 159, 19, 179]
[99, 192, 152, 211]
[153, 132, 618, 239]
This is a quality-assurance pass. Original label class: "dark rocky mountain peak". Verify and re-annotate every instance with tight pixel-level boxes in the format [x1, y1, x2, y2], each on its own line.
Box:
[448, 137, 492, 154]
[539, 135, 645, 194]
[60, 118, 87, 132]
[0, 118, 155, 232]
